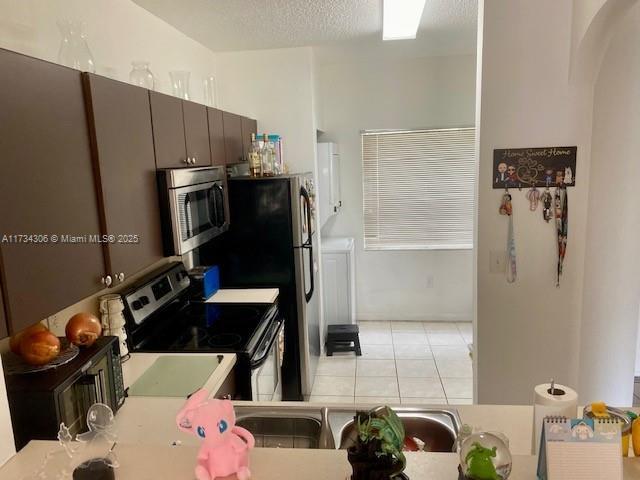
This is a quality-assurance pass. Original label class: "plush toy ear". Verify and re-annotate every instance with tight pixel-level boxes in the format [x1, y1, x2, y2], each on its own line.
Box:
[220, 399, 236, 425]
[176, 389, 209, 433]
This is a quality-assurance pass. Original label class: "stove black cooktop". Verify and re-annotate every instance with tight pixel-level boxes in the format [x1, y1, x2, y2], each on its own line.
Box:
[134, 302, 273, 354]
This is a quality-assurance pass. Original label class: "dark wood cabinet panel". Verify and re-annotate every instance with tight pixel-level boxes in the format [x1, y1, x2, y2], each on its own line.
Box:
[183, 100, 212, 167]
[83, 74, 164, 282]
[149, 91, 188, 168]
[0, 49, 105, 333]
[207, 107, 226, 166]
[0, 278, 7, 340]
[223, 112, 244, 164]
[241, 116, 257, 161]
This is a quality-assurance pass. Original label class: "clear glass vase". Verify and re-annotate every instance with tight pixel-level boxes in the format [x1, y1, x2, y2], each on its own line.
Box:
[203, 75, 217, 107]
[129, 61, 155, 89]
[57, 19, 95, 72]
[169, 70, 191, 100]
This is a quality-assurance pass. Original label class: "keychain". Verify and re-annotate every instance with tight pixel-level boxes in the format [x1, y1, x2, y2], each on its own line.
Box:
[498, 189, 517, 283]
[541, 182, 553, 222]
[526, 186, 540, 211]
[499, 189, 512, 216]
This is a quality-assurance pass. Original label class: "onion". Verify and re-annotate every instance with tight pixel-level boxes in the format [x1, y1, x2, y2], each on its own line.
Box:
[19, 331, 61, 365]
[65, 313, 102, 347]
[9, 323, 48, 355]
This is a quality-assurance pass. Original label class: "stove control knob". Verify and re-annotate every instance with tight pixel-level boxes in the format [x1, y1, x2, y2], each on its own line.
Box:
[132, 300, 143, 311]
[139, 296, 150, 306]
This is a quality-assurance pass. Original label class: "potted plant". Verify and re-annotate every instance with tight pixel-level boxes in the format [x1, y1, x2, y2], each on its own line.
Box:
[347, 406, 408, 480]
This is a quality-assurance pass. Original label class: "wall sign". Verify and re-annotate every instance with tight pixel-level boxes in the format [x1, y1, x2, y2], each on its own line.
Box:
[492, 146, 577, 188]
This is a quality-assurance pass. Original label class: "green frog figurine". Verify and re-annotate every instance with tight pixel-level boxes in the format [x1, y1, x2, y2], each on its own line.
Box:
[465, 442, 500, 480]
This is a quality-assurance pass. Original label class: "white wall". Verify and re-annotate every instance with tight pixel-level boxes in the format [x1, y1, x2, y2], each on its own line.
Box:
[476, 0, 594, 404]
[213, 47, 318, 175]
[0, 0, 217, 102]
[578, 4, 640, 404]
[317, 55, 476, 322]
[0, 0, 221, 461]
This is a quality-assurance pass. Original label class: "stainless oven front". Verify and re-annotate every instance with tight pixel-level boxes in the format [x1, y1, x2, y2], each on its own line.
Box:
[158, 167, 228, 255]
[250, 318, 284, 402]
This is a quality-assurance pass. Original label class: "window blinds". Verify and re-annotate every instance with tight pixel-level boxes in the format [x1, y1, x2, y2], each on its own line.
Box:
[362, 127, 475, 250]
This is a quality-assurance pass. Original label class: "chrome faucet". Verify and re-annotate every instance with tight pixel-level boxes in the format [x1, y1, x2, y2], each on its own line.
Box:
[318, 407, 336, 449]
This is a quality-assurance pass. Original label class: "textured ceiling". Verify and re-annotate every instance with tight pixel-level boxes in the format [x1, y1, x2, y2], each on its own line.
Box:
[132, 0, 477, 56]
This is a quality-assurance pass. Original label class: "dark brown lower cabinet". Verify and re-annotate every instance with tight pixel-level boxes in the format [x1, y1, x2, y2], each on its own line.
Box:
[0, 49, 105, 333]
[83, 74, 164, 283]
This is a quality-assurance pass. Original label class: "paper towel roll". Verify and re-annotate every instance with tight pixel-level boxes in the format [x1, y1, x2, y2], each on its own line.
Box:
[532, 383, 578, 454]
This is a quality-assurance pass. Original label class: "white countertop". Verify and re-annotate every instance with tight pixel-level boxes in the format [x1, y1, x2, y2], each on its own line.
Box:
[3, 441, 640, 479]
[4, 401, 640, 479]
[205, 288, 279, 304]
[115, 352, 236, 446]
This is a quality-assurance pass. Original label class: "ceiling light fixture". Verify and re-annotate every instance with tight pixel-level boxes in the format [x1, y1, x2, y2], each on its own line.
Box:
[382, 0, 427, 41]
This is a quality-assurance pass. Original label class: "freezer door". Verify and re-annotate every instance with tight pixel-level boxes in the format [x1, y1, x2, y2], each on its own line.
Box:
[294, 232, 320, 397]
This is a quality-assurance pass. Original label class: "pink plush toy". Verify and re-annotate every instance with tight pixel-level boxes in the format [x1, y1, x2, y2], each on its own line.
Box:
[176, 389, 255, 480]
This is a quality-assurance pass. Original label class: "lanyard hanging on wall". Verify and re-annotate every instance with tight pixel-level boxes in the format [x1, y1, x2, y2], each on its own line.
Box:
[555, 186, 568, 287]
[499, 189, 517, 283]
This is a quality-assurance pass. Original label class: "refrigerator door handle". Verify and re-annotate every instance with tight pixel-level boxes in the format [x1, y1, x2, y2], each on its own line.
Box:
[300, 187, 315, 303]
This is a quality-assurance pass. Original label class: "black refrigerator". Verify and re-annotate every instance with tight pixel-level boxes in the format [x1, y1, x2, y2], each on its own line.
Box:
[220, 174, 320, 401]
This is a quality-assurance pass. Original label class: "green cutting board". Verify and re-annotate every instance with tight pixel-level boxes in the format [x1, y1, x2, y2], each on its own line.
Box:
[128, 356, 218, 397]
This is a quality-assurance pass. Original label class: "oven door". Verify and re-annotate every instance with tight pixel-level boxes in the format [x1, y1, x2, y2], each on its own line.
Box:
[169, 181, 227, 254]
[250, 319, 284, 402]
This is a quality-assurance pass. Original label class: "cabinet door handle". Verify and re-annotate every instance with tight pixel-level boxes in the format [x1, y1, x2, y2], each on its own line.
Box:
[102, 275, 112, 287]
[182, 158, 189, 164]
[117, 272, 125, 282]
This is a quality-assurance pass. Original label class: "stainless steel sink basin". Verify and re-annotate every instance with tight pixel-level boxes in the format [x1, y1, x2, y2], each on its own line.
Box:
[336, 409, 459, 452]
[236, 415, 322, 448]
[234, 405, 461, 451]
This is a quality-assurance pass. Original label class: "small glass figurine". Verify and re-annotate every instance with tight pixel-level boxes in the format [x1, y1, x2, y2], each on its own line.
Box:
[22, 403, 119, 480]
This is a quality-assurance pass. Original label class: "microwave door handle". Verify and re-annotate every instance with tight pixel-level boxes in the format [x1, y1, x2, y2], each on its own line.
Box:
[97, 369, 107, 405]
[214, 183, 225, 227]
[184, 194, 192, 237]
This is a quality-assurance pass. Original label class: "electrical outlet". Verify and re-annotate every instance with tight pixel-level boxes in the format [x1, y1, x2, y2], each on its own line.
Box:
[426, 274, 434, 288]
[490, 250, 507, 274]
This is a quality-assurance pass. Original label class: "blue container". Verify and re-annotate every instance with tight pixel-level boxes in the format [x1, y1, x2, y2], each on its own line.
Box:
[203, 265, 220, 299]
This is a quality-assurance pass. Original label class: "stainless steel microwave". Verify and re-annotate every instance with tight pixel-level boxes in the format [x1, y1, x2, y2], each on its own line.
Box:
[157, 166, 229, 255]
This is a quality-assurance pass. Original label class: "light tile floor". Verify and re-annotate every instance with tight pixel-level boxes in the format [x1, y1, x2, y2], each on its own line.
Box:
[309, 321, 473, 405]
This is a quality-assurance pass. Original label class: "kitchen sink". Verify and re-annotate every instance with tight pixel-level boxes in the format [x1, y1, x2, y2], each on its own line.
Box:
[236, 415, 322, 448]
[234, 405, 461, 451]
[337, 409, 459, 451]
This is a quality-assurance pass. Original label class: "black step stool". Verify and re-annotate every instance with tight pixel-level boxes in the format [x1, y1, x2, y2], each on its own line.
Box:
[326, 324, 361, 356]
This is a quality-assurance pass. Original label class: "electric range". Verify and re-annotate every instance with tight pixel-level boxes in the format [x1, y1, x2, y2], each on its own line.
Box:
[120, 262, 284, 400]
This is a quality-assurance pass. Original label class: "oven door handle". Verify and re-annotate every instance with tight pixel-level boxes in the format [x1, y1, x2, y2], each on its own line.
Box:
[250, 319, 283, 369]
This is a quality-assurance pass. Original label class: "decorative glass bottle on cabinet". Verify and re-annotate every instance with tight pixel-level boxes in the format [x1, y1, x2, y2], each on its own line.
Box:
[129, 61, 155, 89]
[57, 19, 95, 72]
[169, 70, 191, 100]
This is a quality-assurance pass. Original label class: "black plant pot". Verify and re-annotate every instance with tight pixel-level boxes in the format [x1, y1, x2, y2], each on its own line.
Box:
[347, 441, 408, 480]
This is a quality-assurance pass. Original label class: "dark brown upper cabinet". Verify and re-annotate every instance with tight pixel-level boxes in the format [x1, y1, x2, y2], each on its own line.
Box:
[183, 100, 212, 167]
[83, 74, 164, 285]
[223, 111, 244, 164]
[0, 279, 8, 340]
[0, 49, 105, 333]
[207, 107, 226, 166]
[149, 91, 189, 168]
[241, 116, 258, 161]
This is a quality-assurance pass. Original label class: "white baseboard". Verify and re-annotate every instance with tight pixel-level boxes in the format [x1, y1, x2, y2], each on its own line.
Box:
[356, 313, 472, 322]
